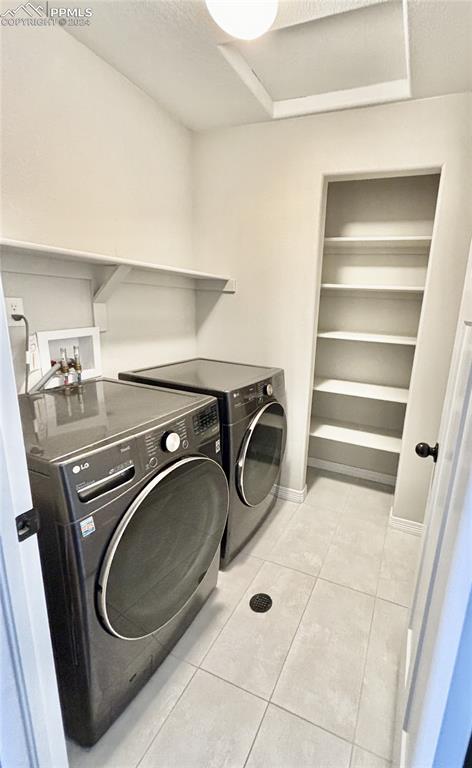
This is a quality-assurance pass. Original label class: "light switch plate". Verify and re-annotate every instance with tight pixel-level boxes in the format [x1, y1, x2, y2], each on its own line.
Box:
[6, 297, 25, 326]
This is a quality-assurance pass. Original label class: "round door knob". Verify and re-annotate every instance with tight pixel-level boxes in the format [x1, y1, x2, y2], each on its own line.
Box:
[264, 383, 273, 396]
[162, 432, 181, 453]
[415, 442, 439, 462]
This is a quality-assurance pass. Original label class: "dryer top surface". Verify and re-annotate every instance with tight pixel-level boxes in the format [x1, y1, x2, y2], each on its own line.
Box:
[122, 358, 281, 395]
[19, 378, 212, 463]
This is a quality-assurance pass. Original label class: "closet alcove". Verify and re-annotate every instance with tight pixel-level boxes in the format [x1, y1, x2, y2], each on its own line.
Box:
[308, 173, 440, 489]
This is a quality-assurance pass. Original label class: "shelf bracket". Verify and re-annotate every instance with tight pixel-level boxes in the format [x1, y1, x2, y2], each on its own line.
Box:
[93, 264, 132, 332]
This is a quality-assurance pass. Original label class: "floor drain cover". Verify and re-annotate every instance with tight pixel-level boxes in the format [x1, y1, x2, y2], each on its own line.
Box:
[249, 593, 272, 613]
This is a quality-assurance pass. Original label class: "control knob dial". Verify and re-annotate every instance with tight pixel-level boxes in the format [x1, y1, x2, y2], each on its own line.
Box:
[264, 383, 273, 397]
[162, 432, 181, 453]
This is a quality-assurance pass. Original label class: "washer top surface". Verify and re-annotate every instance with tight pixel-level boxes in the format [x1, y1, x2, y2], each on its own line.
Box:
[19, 378, 210, 463]
[125, 358, 280, 394]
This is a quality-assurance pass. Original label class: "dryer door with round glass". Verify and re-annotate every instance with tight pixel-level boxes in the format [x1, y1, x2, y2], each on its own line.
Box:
[98, 456, 228, 640]
[236, 401, 287, 507]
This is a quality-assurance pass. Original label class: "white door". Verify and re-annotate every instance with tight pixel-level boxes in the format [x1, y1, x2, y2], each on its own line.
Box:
[0, 277, 68, 768]
[398, 245, 472, 767]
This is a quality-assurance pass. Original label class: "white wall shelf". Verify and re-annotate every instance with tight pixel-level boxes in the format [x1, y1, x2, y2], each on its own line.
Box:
[0, 238, 236, 331]
[310, 416, 402, 454]
[317, 330, 417, 346]
[314, 377, 409, 404]
[321, 283, 424, 295]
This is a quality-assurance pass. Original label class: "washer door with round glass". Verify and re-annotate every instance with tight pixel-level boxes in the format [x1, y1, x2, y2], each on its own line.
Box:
[98, 456, 228, 640]
[236, 401, 287, 508]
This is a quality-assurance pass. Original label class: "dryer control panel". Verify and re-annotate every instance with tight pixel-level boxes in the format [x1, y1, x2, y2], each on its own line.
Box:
[226, 371, 285, 424]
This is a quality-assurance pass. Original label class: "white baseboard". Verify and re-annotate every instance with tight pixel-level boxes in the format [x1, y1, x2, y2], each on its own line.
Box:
[389, 506, 424, 536]
[272, 483, 307, 504]
[307, 457, 396, 487]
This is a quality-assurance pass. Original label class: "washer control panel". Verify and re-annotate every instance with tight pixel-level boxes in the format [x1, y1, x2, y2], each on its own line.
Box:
[63, 438, 138, 513]
[140, 403, 220, 472]
[61, 401, 222, 522]
[162, 431, 181, 453]
[192, 402, 218, 435]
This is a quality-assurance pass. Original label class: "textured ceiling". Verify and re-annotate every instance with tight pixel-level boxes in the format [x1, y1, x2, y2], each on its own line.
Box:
[64, 0, 472, 131]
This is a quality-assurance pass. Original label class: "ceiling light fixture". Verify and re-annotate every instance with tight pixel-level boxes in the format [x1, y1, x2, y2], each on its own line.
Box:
[205, 0, 278, 41]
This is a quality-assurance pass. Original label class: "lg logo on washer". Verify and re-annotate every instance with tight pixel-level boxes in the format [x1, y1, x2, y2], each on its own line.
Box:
[72, 462, 90, 474]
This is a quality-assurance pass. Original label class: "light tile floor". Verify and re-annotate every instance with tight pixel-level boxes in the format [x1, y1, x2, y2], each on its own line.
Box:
[68, 470, 420, 768]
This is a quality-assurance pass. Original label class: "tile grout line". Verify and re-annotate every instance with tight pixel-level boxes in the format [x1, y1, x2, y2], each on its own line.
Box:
[242, 700, 270, 768]
[350, 518, 390, 762]
[349, 596, 377, 761]
[197, 555, 266, 668]
[347, 742, 354, 768]
[270, 701, 355, 751]
[256, 553, 407, 608]
[375, 514, 391, 602]
[247, 497, 302, 562]
[320, 478, 393, 604]
[351, 743, 394, 765]
[200, 566, 395, 705]
[171, 553, 265, 668]
[134, 662, 199, 768]
[134, 551, 270, 767]
[255, 484, 350, 591]
[149, 670, 390, 765]
[198, 667, 270, 704]
[168, 664, 401, 763]
[267, 575, 319, 703]
[242, 568, 322, 768]
[195, 569, 319, 704]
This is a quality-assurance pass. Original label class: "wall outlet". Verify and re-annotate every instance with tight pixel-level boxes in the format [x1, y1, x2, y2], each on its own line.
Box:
[6, 297, 25, 326]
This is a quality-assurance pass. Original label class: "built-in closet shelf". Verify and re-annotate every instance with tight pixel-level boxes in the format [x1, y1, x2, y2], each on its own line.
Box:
[309, 417, 402, 454]
[317, 330, 417, 346]
[0, 238, 236, 331]
[314, 378, 409, 404]
[320, 283, 424, 295]
[324, 236, 432, 251]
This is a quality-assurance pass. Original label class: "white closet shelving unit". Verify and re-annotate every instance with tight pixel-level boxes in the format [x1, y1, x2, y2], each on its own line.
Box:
[308, 176, 439, 487]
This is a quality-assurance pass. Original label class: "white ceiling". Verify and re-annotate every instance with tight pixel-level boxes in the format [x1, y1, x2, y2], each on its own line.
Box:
[233, 2, 405, 100]
[64, 0, 472, 131]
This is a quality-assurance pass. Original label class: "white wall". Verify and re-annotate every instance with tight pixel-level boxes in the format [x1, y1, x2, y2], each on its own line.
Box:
[0, 25, 197, 387]
[194, 93, 472, 522]
[2, 269, 197, 388]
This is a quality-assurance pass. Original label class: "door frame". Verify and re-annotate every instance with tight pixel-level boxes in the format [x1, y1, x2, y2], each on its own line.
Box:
[0, 278, 68, 767]
[399, 240, 472, 767]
